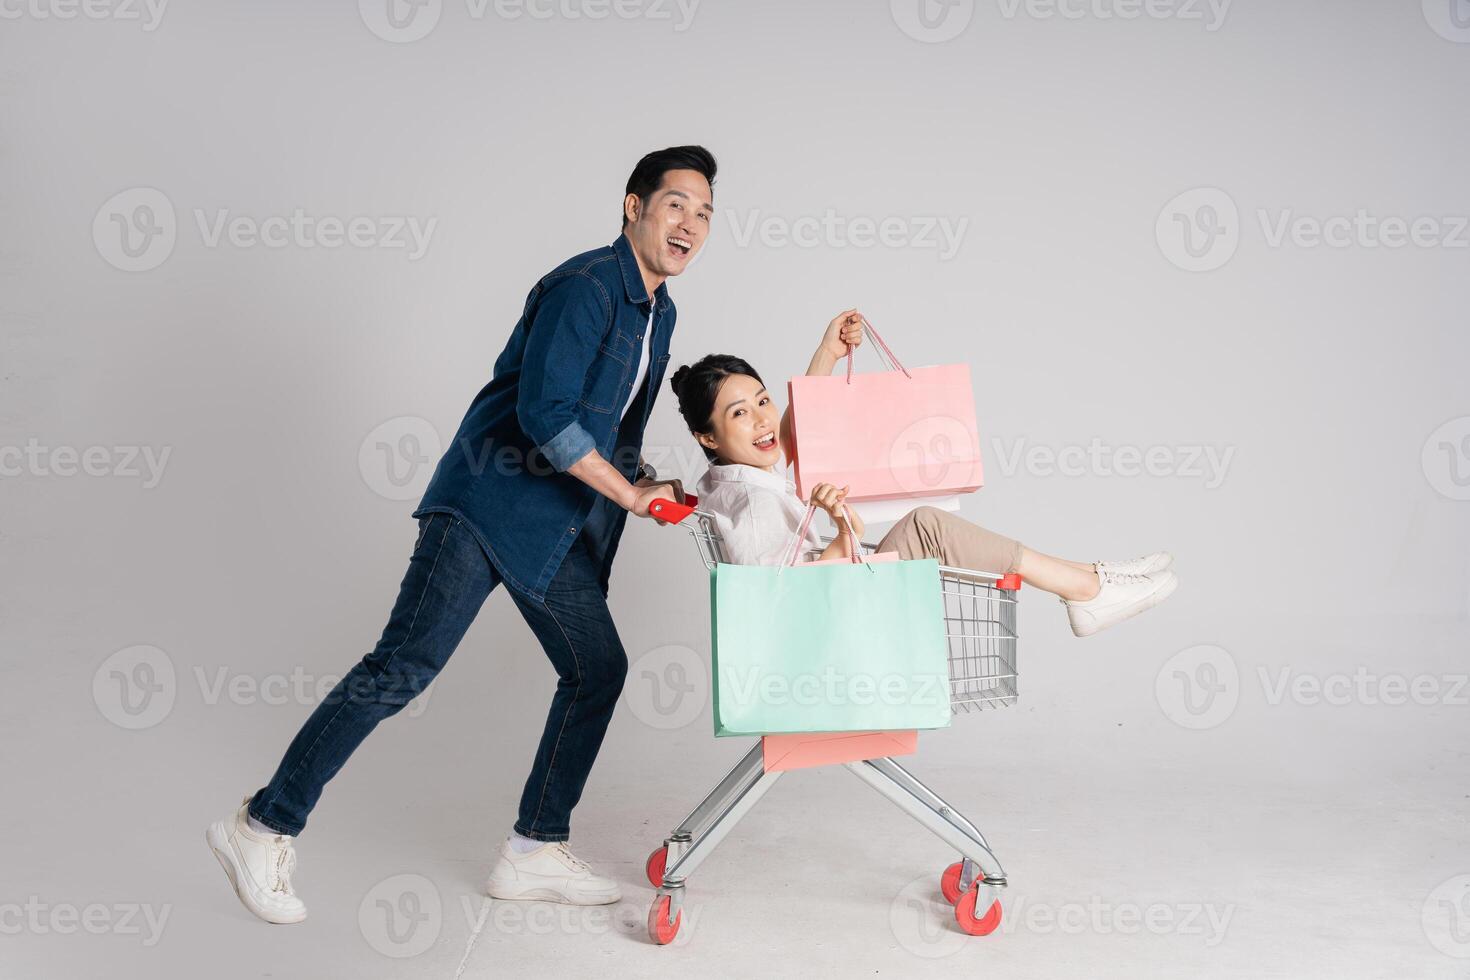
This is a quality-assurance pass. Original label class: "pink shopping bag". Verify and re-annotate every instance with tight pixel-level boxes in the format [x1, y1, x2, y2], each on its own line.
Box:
[789, 319, 983, 503]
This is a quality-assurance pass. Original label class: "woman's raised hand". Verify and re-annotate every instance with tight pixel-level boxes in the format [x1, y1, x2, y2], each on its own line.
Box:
[821, 309, 865, 360]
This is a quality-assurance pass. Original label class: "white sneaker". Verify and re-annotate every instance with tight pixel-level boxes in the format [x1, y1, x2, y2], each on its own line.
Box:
[1095, 552, 1173, 577]
[205, 798, 307, 924]
[1063, 568, 1179, 637]
[485, 839, 620, 906]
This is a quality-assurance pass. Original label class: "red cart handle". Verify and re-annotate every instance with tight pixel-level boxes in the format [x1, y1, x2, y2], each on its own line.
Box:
[649, 495, 698, 524]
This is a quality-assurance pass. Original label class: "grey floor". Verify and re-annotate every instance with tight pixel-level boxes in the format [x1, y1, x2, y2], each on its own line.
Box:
[8, 603, 1467, 979]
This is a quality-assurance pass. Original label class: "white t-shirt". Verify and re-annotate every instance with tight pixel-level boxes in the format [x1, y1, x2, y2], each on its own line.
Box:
[694, 462, 824, 566]
[620, 309, 655, 423]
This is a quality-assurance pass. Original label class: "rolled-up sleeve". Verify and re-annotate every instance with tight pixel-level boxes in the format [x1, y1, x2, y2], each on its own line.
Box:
[515, 273, 610, 472]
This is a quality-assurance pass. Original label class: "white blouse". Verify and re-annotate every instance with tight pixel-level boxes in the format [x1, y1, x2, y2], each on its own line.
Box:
[693, 462, 825, 566]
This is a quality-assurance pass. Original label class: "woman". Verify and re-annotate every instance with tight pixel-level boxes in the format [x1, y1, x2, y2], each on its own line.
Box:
[667, 311, 1179, 637]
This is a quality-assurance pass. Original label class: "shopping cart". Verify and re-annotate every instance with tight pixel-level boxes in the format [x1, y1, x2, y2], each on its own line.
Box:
[641, 494, 1021, 944]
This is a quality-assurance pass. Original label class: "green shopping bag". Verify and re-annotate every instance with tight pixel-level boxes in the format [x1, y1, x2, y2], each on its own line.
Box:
[710, 502, 952, 736]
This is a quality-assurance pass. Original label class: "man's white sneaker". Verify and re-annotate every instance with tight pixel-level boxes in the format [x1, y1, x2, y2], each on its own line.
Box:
[1095, 552, 1173, 577]
[1063, 568, 1179, 637]
[205, 798, 307, 924]
[485, 839, 620, 906]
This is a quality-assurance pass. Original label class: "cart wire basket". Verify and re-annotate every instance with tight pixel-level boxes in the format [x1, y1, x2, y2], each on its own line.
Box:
[640, 494, 1021, 944]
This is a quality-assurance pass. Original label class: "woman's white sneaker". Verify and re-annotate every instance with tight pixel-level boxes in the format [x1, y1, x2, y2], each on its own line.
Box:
[485, 839, 620, 906]
[205, 798, 307, 924]
[1064, 568, 1179, 637]
[1095, 552, 1173, 577]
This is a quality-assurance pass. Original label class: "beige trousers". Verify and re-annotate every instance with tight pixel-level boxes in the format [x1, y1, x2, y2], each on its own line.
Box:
[874, 506, 1023, 576]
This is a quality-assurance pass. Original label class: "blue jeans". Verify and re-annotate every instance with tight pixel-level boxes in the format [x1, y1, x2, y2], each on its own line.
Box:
[247, 509, 628, 842]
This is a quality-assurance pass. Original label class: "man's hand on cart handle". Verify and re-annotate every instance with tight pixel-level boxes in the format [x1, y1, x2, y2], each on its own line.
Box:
[631, 478, 685, 524]
[648, 494, 699, 525]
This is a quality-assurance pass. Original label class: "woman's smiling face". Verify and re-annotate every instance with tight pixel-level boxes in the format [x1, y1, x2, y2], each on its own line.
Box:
[698, 373, 783, 468]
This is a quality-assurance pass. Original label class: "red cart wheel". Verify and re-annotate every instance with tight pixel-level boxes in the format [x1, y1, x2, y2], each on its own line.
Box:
[940, 861, 966, 905]
[954, 888, 1003, 936]
[647, 894, 681, 945]
[645, 846, 668, 888]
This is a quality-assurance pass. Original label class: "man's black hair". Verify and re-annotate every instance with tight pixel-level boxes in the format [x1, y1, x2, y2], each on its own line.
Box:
[622, 145, 717, 227]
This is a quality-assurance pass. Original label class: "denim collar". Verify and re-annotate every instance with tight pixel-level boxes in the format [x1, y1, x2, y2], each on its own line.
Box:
[613, 233, 671, 313]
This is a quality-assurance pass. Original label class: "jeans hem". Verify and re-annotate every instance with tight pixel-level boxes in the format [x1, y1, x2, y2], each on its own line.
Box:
[512, 825, 569, 843]
[246, 801, 299, 837]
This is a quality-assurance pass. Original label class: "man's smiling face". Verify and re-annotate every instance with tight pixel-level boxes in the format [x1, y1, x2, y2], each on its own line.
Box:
[623, 168, 713, 286]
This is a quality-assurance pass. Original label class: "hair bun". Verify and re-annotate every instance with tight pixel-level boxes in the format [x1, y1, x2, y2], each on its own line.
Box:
[669, 364, 691, 398]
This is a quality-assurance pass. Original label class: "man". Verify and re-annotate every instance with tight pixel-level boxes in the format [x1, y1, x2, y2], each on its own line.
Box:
[206, 146, 715, 923]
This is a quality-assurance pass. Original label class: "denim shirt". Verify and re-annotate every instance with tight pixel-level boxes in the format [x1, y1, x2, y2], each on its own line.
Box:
[414, 234, 675, 601]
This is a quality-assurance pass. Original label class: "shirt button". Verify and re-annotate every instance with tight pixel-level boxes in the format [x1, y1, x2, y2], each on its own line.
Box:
[568, 527, 576, 534]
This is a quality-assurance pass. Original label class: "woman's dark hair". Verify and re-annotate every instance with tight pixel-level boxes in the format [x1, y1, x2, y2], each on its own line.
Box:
[622, 145, 717, 228]
[668, 354, 763, 462]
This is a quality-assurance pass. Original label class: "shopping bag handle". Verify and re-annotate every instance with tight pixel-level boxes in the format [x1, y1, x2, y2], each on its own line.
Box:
[845, 316, 912, 385]
[649, 494, 699, 524]
[780, 500, 875, 573]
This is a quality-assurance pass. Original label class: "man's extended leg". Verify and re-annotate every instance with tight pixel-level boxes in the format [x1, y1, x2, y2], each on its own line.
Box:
[208, 513, 496, 924]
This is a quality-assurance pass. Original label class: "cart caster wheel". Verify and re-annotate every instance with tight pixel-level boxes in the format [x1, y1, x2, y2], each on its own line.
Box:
[647, 894, 681, 945]
[645, 846, 668, 888]
[955, 887, 1003, 936]
[940, 861, 967, 905]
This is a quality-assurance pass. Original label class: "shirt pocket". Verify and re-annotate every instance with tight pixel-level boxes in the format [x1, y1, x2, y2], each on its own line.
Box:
[578, 348, 631, 414]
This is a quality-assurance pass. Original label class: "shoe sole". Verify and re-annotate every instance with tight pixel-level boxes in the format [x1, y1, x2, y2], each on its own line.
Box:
[1072, 572, 1180, 637]
[485, 880, 620, 906]
[206, 822, 308, 925]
